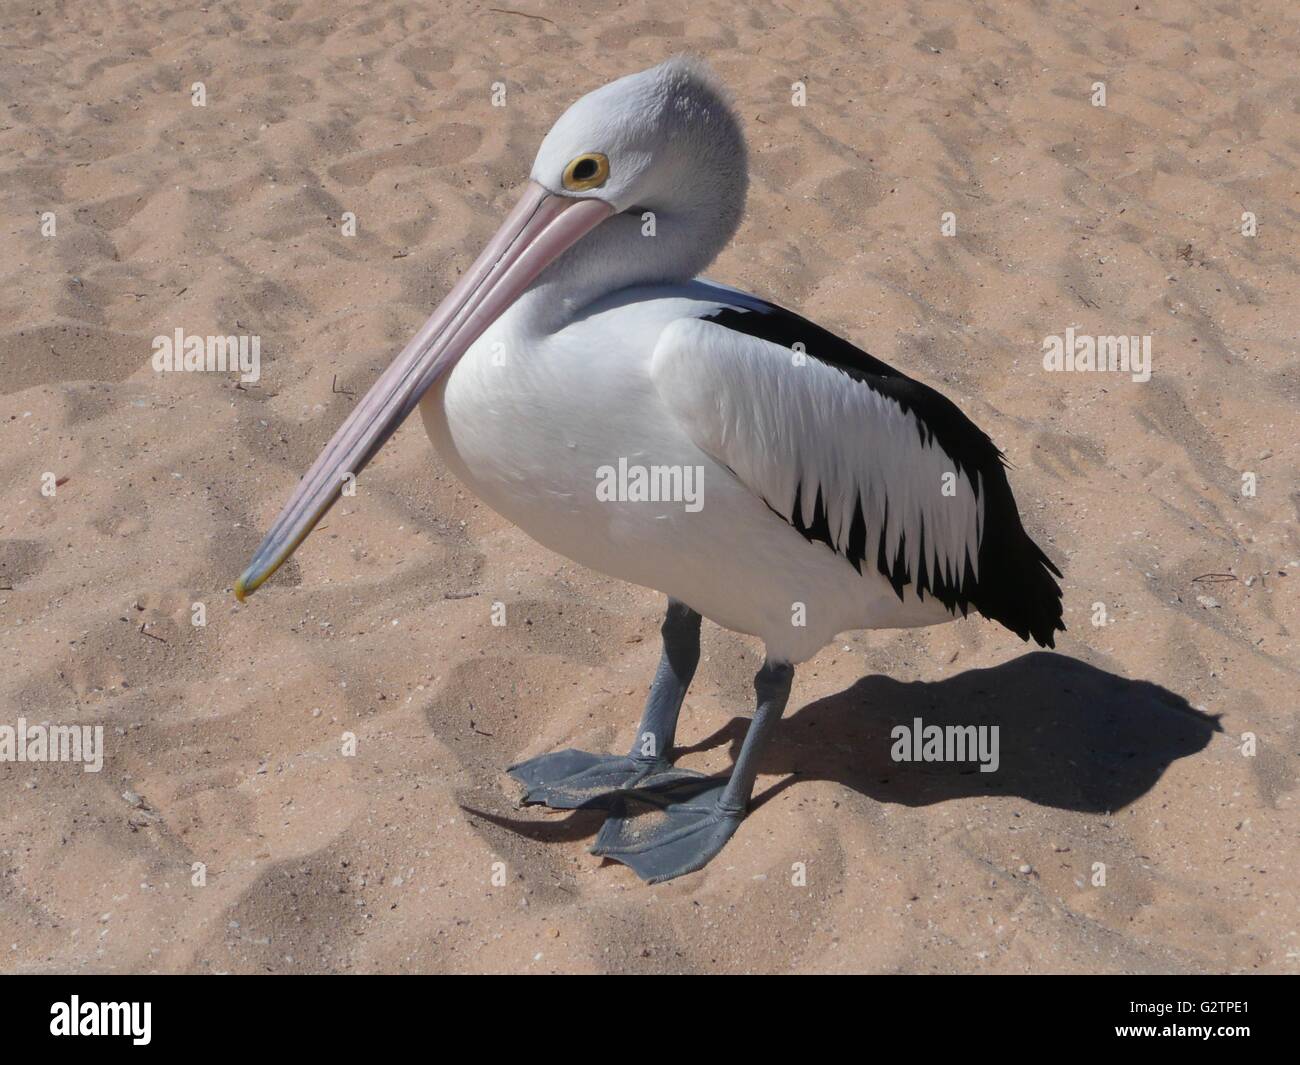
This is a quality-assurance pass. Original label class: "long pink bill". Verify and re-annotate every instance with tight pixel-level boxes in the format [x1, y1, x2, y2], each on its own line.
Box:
[235, 181, 613, 601]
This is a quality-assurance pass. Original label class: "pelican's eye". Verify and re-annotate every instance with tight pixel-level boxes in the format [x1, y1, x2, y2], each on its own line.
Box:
[562, 152, 610, 191]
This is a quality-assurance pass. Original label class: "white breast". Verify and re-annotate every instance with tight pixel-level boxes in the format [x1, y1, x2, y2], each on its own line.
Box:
[419, 288, 954, 663]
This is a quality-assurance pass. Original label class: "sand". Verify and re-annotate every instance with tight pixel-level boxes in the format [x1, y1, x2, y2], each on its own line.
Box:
[1, 0, 1296, 973]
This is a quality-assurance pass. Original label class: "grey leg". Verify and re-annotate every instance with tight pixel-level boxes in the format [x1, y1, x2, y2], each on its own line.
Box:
[626, 598, 700, 767]
[716, 660, 792, 813]
[592, 659, 794, 883]
[508, 600, 706, 809]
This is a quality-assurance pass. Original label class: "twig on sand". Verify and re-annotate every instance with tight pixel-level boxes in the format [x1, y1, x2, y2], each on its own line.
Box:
[488, 7, 555, 24]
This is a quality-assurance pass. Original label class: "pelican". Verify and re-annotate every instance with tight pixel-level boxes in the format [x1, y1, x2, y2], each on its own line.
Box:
[236, 57, 1064, 883]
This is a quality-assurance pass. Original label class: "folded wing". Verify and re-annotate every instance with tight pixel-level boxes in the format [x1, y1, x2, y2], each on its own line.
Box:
[650, 297, 1064, 647]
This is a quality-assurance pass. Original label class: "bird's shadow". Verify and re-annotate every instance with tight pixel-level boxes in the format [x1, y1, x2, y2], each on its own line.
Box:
[744, 651, 1220, 813]
[466, 652, 1221, 841]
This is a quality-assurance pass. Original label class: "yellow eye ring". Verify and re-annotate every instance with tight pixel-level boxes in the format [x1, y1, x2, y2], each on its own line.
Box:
[562, 152, 610, 191]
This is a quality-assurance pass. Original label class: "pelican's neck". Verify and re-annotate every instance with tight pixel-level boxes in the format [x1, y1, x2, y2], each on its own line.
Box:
[510, 196, 741, 335]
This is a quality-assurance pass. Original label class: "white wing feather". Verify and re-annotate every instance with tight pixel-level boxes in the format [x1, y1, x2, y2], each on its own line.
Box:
[650, 317, 983, 590]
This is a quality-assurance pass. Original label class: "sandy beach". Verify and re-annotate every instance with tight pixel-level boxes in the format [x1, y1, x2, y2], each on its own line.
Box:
[1, 0, 1297, 973]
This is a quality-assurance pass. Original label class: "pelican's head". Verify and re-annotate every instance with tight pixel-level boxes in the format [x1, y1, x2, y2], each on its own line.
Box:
[531, 58, 746, 253]
[235, 57, 745, 601]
